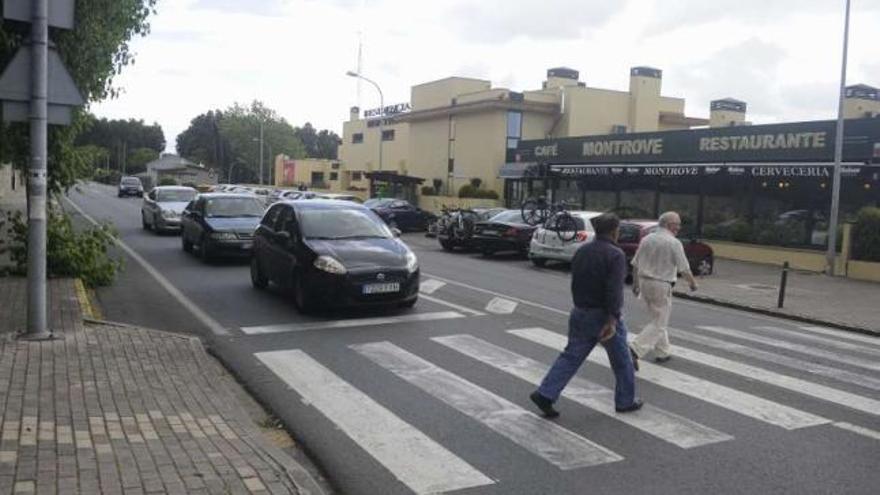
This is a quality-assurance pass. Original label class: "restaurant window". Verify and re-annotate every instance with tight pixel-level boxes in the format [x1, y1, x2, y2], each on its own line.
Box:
[555, 179, 582, 208]
[352, 133, 363, 144]
[507, 111, 522, 149]
[351, 171, 363, 181]
[382, 129, 395, 141]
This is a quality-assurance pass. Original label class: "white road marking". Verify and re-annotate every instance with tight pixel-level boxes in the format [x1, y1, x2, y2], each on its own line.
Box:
[241, 311, 464, 334]
[509, 328, 829, 430]
[698, 326, 880, 373]
[433, 334, 732, 449]
[418, 294, 486, 316]
[419, 278, 446, 295]
[352, 341, 623, 469]
[753, 325, 880, 356]
[63, 195, 230, 335]
[256, 350, 494, 494]
[485, 297, 518, 315]
[670, 328, 880, 391]
[833, 422, 880, 441]
[797, 326, 880, 347]
[422, 272, 569, 316]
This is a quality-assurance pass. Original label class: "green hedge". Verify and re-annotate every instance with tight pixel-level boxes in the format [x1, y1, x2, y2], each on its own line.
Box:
[458, 185, 499, 199]
[852, 207, 880, 262]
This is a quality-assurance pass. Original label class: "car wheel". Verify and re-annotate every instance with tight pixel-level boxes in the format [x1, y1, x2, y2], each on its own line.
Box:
[250, 256, 268, 289]
[141, 212, 150, 230]
[399, 296, 418, 309]
[181, 235, 193, 253]
[481, 248, 495, 257]
[531, 257, 547, 267]
[439, 239, 454, 251]
[695, 256, 714, 276]
[293, 273, 314, 313]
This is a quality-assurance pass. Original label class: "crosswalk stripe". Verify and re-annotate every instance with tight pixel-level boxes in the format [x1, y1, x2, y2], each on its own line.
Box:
[797, 326, 880, 348]
[352, 341, 623, 470]
[752, 325, 880, 357]
[509, 328, 829, 430]
[698, 326, 880, 373]
[419, 294, 486, 316]
[240, 311, 465, 334]
[485, 297, 518, 314]
[419, 278, 446, 295]
[833, 422, 880, 441]
[255, 350, 494, 494]
[670, 328, 880, 392]
[433, 334, 733, 449]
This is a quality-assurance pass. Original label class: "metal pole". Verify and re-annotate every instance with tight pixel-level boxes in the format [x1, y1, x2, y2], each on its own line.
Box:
[266, 143, 273, 186]
[346, 72, 383, 171]
[23, 0, 51, 339]
[826, 0, 851, 276]
[259, 120, 264, 185]
[777, 261, 789, 308]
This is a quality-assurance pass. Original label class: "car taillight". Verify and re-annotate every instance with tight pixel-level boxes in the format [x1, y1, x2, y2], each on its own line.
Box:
[576, 231, 589, 242]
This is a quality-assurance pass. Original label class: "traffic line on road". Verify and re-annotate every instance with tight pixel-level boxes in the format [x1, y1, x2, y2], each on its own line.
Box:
[256, 350, 494, 494]
[352, 341, 623, 470]
[433, 334, 733, 449]
[797, 326, 880, 347]
[422, 272, 569, 316]
[698, 326, 880, 373]
[508, 328, 829, 430]
[669, 328, 880, 392]
[485, 297, 518, 315]
[418, 294, 486, 316]
[63, 195, 230, 335]
[418, 278, 446, 295]
[833, 422, 880, 442]
[240, 311, 465, 334]
[753, 325, 880, 356]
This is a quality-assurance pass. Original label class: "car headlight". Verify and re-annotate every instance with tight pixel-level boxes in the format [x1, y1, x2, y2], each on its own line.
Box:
[210, 232, 237, 240]
[314, 255, 347, 275]
[405, 251, 418, 273]
[161, 210, 178, 219]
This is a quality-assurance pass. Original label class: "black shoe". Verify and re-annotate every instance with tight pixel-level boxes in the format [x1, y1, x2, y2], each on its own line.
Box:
[529, 391, 560, 418]
[629, 346, 640, 371]
[615, 399, 644, 413]
[654, 355, 672, 364]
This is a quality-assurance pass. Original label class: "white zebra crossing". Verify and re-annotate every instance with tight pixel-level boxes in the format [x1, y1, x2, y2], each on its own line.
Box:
[753, 325, 880, 357]
[508, 327, 829, 430]
[433, 334, 733, 448]
[352, 341, 624, 470]
[797, 325, 880, 347]
[255, 349, 494, 494]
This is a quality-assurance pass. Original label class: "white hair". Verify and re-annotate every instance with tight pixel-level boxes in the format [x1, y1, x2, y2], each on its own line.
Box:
[658, 211, 680, 228]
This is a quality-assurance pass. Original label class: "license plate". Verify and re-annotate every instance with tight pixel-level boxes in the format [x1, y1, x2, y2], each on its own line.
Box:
[363, 282, 400, 294]
[241, 243, 252, 250]
[482, 230, 498, 237]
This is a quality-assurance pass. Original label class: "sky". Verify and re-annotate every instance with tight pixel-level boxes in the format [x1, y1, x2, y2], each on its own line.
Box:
[91, 0, 880, 153]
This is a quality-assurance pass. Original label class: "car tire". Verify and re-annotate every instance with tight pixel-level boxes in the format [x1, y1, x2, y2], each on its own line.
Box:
[141, 212, 150, 230]
[695, 256, 714, 276]
[181, 235, 193, 253]
[399, 296, 418, 309]
[250, 257, 268, 289]
[531, 257, 547, 267]
[439, 239, 454, 251]
[293, 274, 314, 313]
[481, 248, 495, 257]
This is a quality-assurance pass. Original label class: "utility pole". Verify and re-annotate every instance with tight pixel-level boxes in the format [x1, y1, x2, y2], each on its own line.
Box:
[346, 71, 384, 171]
[259, 120, 264, 186]
[826, 0, 851, 276]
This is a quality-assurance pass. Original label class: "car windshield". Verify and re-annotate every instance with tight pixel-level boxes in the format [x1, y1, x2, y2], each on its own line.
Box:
[157, 189, 196, 202]
[364, 198, 394, 208]
[618, 224, 643, 243]
[298, 208, 391, 240]
[488, 210, 524, 223]
[122, 178, 140, 185]
[204, 197, 265, 218]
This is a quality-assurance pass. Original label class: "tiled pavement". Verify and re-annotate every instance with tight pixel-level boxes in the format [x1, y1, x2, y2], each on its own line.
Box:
[0, 278, 307, 495]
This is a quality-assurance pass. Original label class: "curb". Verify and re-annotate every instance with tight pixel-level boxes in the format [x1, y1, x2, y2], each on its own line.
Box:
[673, 291, 880, 338]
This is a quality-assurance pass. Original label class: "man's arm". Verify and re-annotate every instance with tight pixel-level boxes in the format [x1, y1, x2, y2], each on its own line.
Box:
[674, 241, 698, 291]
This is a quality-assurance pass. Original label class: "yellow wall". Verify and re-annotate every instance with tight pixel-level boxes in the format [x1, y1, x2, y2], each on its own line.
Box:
[564, 88, 631, 136]
[418, 195, 503, 213]
[710, 110, 746, 127]
[407, 118, 450, 192]
[629, 74, 662, 132]
[706, 240, 845, 274]
[844, 98, 880, 118]
[847, 260, 880, 283]
[411, 77, 490, 111]
[452, 110, 507, 196]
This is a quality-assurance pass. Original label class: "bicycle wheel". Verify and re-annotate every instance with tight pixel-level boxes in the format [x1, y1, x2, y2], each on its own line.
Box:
[521, 199, 543, 226]
[554, 212, 578, 242]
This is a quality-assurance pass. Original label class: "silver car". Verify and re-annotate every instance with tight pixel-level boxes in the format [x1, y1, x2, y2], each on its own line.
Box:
[528, 211, 603, 266]
[141, 186, 198, 233]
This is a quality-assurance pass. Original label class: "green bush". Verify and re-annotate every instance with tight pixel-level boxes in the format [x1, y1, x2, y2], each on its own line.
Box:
[475, 189, 499, 199]
[420, 186, 436, 196]
[458, 184, 476, 198]
[93, 169, 121, 185]
[852, 207, 880, 261]
[469, 177, 482, 189]
[158, 176, 178, 186]
[7, 208, 121, 287]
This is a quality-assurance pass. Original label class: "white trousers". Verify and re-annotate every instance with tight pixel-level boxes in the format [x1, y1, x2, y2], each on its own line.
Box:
[631, 278, 674, 359]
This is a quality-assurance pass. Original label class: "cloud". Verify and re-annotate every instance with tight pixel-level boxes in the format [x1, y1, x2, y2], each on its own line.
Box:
[192, 0, 287, 16]
[446, 0, 621, 42]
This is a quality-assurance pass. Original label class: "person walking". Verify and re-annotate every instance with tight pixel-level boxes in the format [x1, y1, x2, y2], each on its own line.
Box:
[530, 213, 642, 418]
[629, 211, 698, 366]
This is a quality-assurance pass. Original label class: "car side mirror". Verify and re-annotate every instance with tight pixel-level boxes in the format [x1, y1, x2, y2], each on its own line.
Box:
[391, 228, 402, 237]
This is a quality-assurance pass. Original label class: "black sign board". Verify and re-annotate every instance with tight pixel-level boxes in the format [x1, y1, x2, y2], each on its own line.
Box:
[550, 163, 868, 179]
[516, 118, 880, 165]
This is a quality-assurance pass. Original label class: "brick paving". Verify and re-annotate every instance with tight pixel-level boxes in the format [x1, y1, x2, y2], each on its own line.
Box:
[674, 258, 880, 334]
[0, 278, 302, 494]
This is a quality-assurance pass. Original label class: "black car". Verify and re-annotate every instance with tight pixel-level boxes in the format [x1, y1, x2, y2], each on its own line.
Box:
[436, 207, 507, 251]
[118, 176, 143, 197]
[250, 200, 419, 312]
[471, 209, 539, 257]
[365, 198, 435, 232]
[180, 193, 266, 261]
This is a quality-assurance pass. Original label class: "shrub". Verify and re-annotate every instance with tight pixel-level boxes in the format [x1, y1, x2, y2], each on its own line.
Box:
[458, 184, 476, 198]
[420, 186, 436, 196]
[158, 176, 178, 186]
[432, 178, 443, 192]
[852, 207, 880, 261]
[7, 208, 121, 287]
[469, 177, 482, 189]
[475, 189, 499, 199]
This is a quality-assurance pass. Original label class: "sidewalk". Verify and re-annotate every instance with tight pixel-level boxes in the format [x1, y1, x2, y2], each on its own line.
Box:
[675, 258, 880, 335]
[0, 278, 323, 495]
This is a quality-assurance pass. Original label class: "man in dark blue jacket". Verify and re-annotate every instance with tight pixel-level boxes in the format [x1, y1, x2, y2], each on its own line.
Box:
[530, 213, 642, 417]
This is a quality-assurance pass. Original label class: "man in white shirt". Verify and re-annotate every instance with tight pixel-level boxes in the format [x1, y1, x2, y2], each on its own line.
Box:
[629, 211, 698, 367]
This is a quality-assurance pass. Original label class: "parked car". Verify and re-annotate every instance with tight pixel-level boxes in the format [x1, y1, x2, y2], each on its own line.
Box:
[180, 193, 266, 261]
[471, 209, 539, 257]
[528, 211, 603, 267]
[118, 176, 144, 197]
[618, 220, 715, 277]
[436, 207, 508, 250]
[141, 186, 198, 233]
[316, 193, 363, 203]
[365, 198, 435, 232]
[250, 200, 420, 312]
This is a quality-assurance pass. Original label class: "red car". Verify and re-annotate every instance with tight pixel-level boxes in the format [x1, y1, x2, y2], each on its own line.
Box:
[618, 220, 714, 278]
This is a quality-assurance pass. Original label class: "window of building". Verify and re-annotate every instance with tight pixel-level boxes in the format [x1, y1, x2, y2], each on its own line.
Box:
[331, 162, 340, 169]
[351, 171, 363, 181]
[311, 171, 325, 186]
[382, 129, 395, 141]
[352, 133, 364, 144]
[507, 111, 522, 149]
[330, 172, 339, 181]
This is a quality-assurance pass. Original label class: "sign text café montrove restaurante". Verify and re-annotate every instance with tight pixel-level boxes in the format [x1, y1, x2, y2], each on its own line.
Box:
[504, 117, 880, 250]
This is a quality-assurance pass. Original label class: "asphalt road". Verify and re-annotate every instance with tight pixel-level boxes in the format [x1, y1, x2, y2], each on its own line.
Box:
[66, 182, 880, 495]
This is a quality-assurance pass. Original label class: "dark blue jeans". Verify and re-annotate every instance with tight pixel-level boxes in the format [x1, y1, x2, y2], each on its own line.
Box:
[537, 307, 636, 409]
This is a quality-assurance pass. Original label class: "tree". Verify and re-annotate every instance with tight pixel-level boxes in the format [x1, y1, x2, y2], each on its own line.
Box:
[294, 123, 340, 159]
[176, 110, 225, 170]
[75, 115, 165, 174]
[0, 0, 159, 192]
[126, 147, 159, 175]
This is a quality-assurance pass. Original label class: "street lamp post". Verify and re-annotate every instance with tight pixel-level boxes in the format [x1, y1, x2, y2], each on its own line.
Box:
[826, 0, 851, 276]
[346, 71, 384, 171]
[258, 120, 264, 185]
[253, 137, 273, 186]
